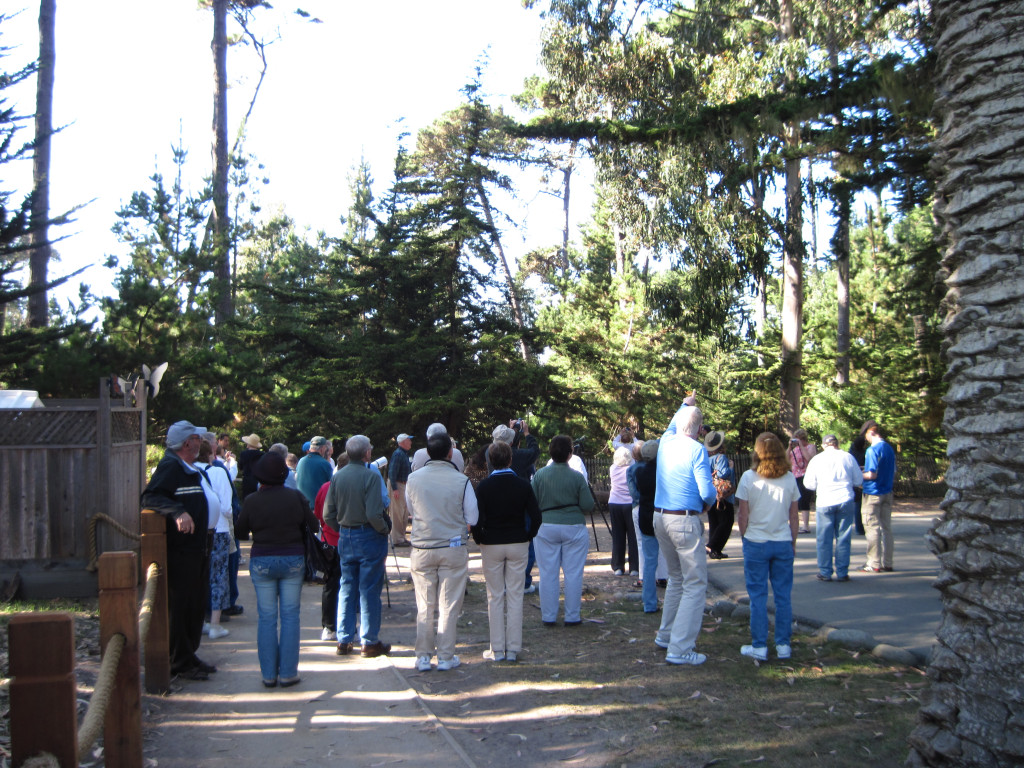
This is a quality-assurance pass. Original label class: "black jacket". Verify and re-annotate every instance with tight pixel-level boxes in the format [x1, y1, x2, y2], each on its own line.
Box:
[141, 450, 211, 552]
[472, 472, 542, 545]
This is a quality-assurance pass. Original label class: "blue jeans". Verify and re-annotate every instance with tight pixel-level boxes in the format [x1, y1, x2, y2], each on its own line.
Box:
[816, 499, 855, 579]
[336, 525, 388, 645]
[742, 538, 794, 649]
[249, 555, 304, 682]
[524, 540, 537, 588]
[640, 533, 660, 612]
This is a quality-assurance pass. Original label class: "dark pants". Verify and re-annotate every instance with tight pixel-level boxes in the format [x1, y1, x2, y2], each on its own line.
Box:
[321, 550, 342, 630]
[609, 502, 639, 573]
[524, 540, 536, 588]
[167, 546, 209, 673]
[853, 488, 865, 535]
[228, 543, 241, 607]
[707, 501, 735, 555]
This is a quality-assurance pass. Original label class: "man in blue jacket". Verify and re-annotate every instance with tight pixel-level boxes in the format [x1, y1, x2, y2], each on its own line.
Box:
[861, 423, 897, 573]
[653, 403, 717, 666]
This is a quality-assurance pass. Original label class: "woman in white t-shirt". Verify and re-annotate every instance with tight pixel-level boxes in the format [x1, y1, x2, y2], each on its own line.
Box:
[735, 432, 800, 663]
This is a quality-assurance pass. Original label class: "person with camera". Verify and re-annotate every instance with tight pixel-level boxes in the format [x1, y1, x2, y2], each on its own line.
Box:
[323, 435, 393, 658]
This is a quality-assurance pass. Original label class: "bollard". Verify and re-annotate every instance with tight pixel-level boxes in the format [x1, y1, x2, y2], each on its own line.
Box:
[98, 551, 142, 768]
[9, 613, 78, 767]
[140, 509, 170, 693]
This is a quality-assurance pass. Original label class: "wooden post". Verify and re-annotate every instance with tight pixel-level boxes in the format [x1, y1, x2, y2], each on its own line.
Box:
[99, 551, 142, 768]
[9, 613, 78, 768]
[140, 510, 170, 693]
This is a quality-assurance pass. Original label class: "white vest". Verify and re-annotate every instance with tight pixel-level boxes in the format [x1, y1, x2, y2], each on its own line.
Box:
[406, 461, 470, 548]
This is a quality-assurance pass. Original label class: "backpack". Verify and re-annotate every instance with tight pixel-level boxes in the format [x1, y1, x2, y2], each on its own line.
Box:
[711, 459, 735, 505]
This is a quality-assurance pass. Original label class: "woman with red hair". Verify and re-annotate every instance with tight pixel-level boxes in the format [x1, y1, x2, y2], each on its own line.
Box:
[735, 433, 800, 662]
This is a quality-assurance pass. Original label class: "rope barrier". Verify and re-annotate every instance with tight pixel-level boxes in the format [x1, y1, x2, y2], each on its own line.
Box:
[77, 632, 126, 763]
[86, 513, 141, 572]
[138, 562, 160, 648]
[21, 754, 59, 768]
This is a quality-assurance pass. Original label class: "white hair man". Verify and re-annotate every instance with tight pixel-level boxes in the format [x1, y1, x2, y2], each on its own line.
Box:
[653, 403, 717, 666]
[405, 432, 479, 671]
[410, 422, 465, 472]
[803, 434, 863, 581]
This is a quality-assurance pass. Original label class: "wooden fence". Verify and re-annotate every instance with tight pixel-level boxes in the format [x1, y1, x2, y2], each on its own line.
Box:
[0, 380, 147, 598]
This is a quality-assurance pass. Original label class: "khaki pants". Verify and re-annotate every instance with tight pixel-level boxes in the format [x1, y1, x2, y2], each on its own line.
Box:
[480, 542, 529, 655]
[863, 492, 894, 569]
[410, 546, 468, 661]
[388, 480, 409, 544]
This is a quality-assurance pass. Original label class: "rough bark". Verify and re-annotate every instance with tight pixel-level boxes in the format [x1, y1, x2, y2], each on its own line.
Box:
[834, 185, 851, 386]
[560, 140, 576, 272]
[778, 0, 804, 435]
[907, 2, 1024, 766]
[211, 0, 232, 324]
[27, 0, 56, 329]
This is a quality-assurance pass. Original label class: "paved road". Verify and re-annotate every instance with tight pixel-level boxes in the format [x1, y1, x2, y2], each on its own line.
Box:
[705, 499, 944, 663]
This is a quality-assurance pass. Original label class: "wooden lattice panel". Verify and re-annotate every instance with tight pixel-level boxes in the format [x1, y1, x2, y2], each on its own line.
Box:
[0, 410, 97, 446]
[111, 411, 141, 444]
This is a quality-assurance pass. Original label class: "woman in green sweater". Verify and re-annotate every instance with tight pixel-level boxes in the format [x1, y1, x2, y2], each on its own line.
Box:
[530, 435, 595, 626]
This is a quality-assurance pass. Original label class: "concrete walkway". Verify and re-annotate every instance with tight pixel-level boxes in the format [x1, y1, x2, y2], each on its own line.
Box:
[705, 499, 944, 663]
[143, 548, 475, 768]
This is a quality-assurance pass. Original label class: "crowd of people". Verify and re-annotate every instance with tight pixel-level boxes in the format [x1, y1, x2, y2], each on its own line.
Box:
[140, 402, 898, 686]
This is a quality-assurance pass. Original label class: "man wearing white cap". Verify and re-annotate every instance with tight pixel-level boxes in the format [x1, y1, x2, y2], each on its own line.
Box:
[388, 433, 414, 547]
[141, 420, 217, 681]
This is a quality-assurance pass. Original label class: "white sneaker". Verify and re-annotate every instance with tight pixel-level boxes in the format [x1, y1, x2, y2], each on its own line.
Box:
[416, 655, 432, 672]
[613, 569, 624, 576]
[483, 649, 505, 661]
[436, 655, 461, 671]
[203, 622, 212, 634]
[776, 644, 792, 660]
[741, 644, 768, 661]
[654, 636, 670, 649]
[321, 627, 336, 642]
[523, 584, 537, 595]
[207, 625, 229, 640]
[505, 651, 517, 662]
[666, 651, 706, 665]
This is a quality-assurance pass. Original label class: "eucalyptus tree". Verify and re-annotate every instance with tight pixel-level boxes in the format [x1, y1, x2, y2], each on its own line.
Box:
[415, 92, 534, 360]
[907, 2, 1024, 765]
[27, 0, 55, 329]
[520, 0, 932, 434]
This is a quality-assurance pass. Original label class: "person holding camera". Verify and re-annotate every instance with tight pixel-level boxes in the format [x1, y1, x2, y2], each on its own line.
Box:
[323, 435, 393, 658]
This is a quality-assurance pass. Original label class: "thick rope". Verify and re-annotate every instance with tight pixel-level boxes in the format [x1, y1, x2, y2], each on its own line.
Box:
[137, 562, 160, 648]
[77, 632, 125, 763]
[86, 513, 141, 572]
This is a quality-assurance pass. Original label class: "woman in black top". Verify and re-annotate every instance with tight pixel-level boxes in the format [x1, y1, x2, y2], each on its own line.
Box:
[236, 451, 319, 688]
[472, 442, 541, 662]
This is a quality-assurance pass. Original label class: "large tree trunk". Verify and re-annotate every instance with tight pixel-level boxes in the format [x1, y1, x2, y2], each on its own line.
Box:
[778, 0, 803, 435]
[907, 2, 1024, 766]
[560, 140, 576, 272]
[211, 0, 232, 324]
[834, 183, 851, 386]
[27, 0, 56, 329]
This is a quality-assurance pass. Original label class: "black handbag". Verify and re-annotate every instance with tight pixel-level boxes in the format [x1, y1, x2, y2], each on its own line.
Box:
[303, 522, 338, 579]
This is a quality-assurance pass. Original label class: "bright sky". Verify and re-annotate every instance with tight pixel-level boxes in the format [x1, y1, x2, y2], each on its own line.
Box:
[5, 1, 591, 307]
